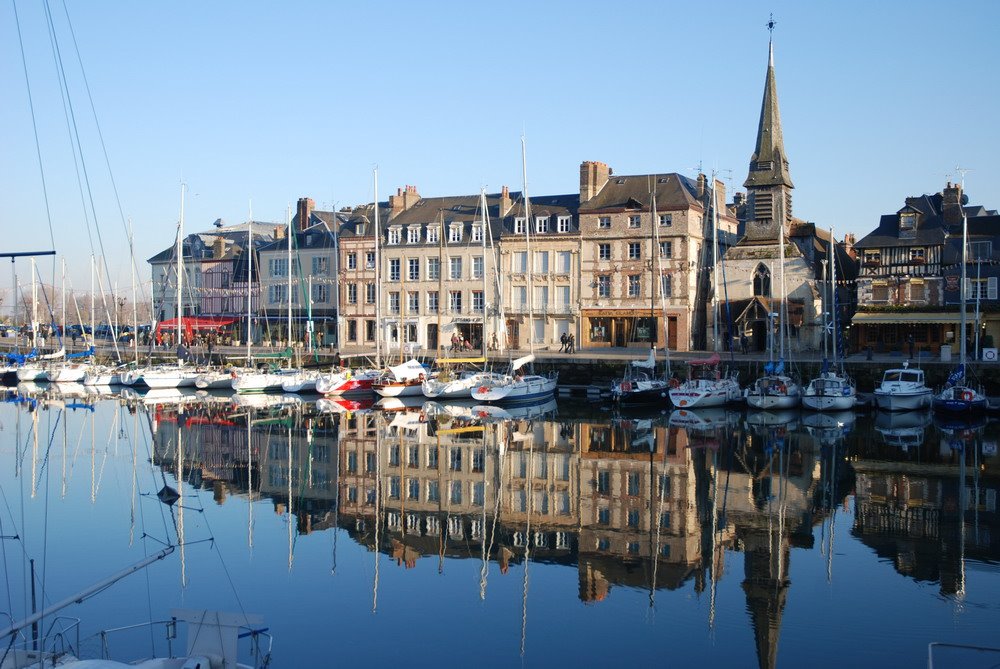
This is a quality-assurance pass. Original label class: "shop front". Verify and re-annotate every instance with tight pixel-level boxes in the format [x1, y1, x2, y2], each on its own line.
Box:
[851, 312, 962, 356]
[582, 309, 678, 350]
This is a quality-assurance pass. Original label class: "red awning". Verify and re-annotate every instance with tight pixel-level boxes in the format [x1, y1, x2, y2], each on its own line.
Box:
[156, 317, 236, 335]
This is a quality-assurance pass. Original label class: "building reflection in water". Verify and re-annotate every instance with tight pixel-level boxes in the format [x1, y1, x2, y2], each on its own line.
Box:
[135, 395, 999, 669]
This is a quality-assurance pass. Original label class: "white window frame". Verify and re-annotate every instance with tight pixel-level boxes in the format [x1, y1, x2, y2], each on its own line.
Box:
[557, 216, 571, 233]
[660, 241, 673, 258]
[598, 216, 611, 229]
[449, 224, 462, 243]
[427, 257, 440, 280]
[628, 242, 641, 260]
[346, 253, 357, 270]
[407, 226, 420, 244]
[449, 256, 463, 280]
[598, 243, 611, 261]
[388, 227, 401, 245]
[514, 218, 526, 234]
[513, 251, 527, 273]
[427, 226, 440, 244]
[535, 216, 549, 233]
[472, 256, 484, 279]
[557, 251, 572, 274]
[471, 224, 483, 242]
[628, 274, 641, 297]
[388, 258, 400, 281]
[659, 213, 672, 227]
[628, 215, 641, 228]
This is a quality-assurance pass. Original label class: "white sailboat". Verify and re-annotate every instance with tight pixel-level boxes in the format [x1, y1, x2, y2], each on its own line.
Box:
[802, 227, 856, 410]
[471, 138, 557, 403]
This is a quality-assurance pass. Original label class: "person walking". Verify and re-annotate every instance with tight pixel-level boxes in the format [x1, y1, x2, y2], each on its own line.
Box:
[740, 332, 749, 355]
[567, 333, 576, 354]
[907, 334, 915, 359]
[559, 332, 568, 353]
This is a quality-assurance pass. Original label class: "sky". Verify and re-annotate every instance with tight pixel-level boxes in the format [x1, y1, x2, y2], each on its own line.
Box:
[1, 0, 998, 298]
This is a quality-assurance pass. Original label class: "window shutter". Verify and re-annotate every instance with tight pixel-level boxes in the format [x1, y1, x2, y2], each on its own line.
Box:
[989, 276, 998, 300]
[965, 278, 972, 300]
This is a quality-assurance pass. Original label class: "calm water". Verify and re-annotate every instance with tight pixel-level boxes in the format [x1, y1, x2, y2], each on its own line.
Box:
[1, 387, 998, 668]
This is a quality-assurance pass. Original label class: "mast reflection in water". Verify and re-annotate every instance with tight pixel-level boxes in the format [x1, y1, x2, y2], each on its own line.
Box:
[2, 388, 999, 667]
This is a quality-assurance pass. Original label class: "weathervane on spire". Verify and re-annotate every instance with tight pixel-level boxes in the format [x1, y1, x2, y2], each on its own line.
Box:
[767, 13, 776, 37]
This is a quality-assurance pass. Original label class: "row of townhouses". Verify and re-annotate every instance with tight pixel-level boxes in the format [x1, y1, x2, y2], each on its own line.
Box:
[151, 35, 1000, 360]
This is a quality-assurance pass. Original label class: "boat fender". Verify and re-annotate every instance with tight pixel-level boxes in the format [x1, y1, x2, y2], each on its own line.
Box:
[669, 378, 680, 389]
[418, 373, 425, 382]
[478, 386, 489, 394]
[962, 390, 974, 401]
[777, 383, 786, 394]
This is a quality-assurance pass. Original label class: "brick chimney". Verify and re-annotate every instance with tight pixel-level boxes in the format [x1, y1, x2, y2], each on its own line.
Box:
[941, 181, 964, 227]
[579, 161, 610, 203]
[713, 178, 726, 209]
[841, 232, 857, 260]
[499, 185, 512, 217]
[274, 225, 286, 240]
[212, 237, 227, 258]
[389, 185, 421, 218]
[296, 197, 314, 232]
[697, 173, 706, 199]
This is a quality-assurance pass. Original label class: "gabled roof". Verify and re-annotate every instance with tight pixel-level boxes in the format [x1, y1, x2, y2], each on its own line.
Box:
[578, 173, 699, 213]
[147, 222, 277, 264]
[854, 194, 949, 249]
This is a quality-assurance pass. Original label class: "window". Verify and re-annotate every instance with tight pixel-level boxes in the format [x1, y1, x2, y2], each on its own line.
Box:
[660, 511, 671, 529]
[427, 445, 439, 468]
[628, 274, 641, 297]
[472, 256, 484, 279]
[627, 541, 640, 555]
[557, 286, 570, 307]
[535, 285, 549, 307]
[389, 258, 400, 281]
[407, 226, 420, 244]
[863, 250, 881, 266]
[627, 472, 640, 496]
[535, 216, 549, 233]
[449, 447, 462, 471]
[660, 274, 672, 297]
[557, 216, 571, 233]
[628, 215, 641, 228]
[427, 291, 439, 313]
[597, 275, 611, 298]
[968, 277, 998, 300]
[899, 211, 917, 236]
[471, 224, 483, 242]
[347, 319, 357, 341]
[598, 216, 611, 229]
[659, 213, 672, 227]
[312, 256, 329, 275]
[365, 320, 376, 341]
[598, 243, 611, 261]
[473, 481, 485, 506]
[472, 291, 484, 313]
[971, 241, 992, 261]
[534, 251, 549, 273]
[427, 481, 440, 502]
[598, 507, 610, 525]
[312, 283, 329, 303]
[269, 257, 288, 277]
[365, 452, 377, 473]
[427, 226, 439, 244]
[753, 264, 771, 297]
[514, 286, 527, 310]
[408, 258, 420, 281]
[659, 241, 672, 258]
[627, 509, 640, 528]
[512, 251, 527, 273]
[389, 292, 400, 314]
[449, 291, 462, 313]
[557, 251, 572, 273]
[658, 474, 671, 497]
[472, 448, 485, 473]
[514, 218, 526, 234]
[427, 257, 440, 280]
[388, 227, 401, 245]
[871, 282, 889, 303]
[268, 284, 287, 303]
[365, 252, 376, 269]
[347, 283, 357, 304]
[407, 446, 420, 468]
[450, 481, 462, 504]
[910, 247, 925, 263]
[596, 470, 610, 494]
[628, 243, 641, 260]
[365, 283, 376, 304]
[407, 479, 420, 501]
[449, 225, 462, 243]
[408, 291, 419, 314]
[346, 253, 357, 270]
[449, 257, 463, 280]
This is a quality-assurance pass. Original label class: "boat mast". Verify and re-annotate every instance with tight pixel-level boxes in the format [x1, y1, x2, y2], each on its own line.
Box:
[480, 188, 489, 358]
[437, 209, 443, 356]
[90, 256, 95, 352]
[374, 168, 382, 369]
[712, 178, 720, 352]
[246, 201, 253, 365]
[830, 226, 839, 372]
[959, 173, 968, 383]
[176, 183, 185, 352]
[521, 137, 534, 362]
[128, 217, 138, 365]
[31, 258, 37, 348]
[287, 205, 293, 350]
[778, 217, 786, 363]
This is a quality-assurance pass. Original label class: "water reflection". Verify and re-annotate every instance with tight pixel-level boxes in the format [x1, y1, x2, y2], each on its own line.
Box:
[4, 385, 1000, 667]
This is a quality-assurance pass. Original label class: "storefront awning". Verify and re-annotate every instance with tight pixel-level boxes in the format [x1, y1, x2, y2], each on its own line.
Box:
[852, 312, 961, 324]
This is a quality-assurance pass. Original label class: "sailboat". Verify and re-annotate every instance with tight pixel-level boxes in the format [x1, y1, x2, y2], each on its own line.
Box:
[933, 188, 987, 413]
[471, 139, 558, 403]
[744, 220, 801, 409]
[611, 189, 671, 406]
[802, 227, 856, 410]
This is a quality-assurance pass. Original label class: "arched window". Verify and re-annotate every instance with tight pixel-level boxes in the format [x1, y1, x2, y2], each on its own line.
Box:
[753, 264, 771, 297]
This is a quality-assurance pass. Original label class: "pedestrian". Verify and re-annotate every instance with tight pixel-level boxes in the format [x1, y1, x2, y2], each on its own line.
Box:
[559, 332, 568, 352]
[740, 332, 749, 355]
[71, 331, 78, 349]
[333, 351, 342, 368]
[567, 333, 576, 354]
[907, 334, 915, 359]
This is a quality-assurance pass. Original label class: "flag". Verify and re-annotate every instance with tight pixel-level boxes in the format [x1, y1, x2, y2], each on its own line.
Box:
[775, 359, 785, 375]
[946, 364, 965, 387]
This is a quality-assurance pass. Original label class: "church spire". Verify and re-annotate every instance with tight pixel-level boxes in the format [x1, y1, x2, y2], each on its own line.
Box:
[745, 15, 793, 190]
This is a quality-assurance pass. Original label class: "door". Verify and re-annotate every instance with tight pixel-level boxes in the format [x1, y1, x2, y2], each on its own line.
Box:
[614, 319, 627, 347]
[506, 319, 520, 350]
[667, 316, 678, 350]
[427, 324, 438, 351]
[533, 318, 545, 346]
[555, 319, 570, 344]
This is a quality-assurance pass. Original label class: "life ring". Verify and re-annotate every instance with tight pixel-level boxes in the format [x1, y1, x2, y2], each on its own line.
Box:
[962, 390, 974, 402]
[478, 386, 489, 394]
[669, 378, 680, 389]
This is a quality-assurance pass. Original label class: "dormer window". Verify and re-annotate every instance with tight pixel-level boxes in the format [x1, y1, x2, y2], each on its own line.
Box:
[427, 226, 439, 244]
[535, 216, 549, 233]
[899, 212, 917, 239]
[910, 247, 925, 263]
[356, 223, 366, 236]
[863, 250, 881, 267]
[407, 226, 420, 244]
[449, 224, 462, 243]
[557, 216, 571, 233]
[514, 217, 526, 234]
[471, 224, 484, 243]
[388, 227, 401, 245]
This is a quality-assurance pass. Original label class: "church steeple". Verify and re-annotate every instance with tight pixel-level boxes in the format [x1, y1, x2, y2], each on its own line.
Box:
[743, 17, 794, 242]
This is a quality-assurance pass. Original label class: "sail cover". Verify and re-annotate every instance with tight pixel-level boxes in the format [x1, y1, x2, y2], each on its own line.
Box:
[631, 348, 656, 369]
[389, 358, 427, 382]
[512, 354, 535, 372]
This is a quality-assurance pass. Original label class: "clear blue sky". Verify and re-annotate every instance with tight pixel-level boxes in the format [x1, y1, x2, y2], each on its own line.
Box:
[2, 0, 998, 295]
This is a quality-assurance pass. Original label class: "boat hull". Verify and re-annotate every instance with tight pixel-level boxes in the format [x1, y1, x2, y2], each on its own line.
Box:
[801, 393, 856, 411]
[613, 382, 670, 406]
[471, 374, 558, 403]
[873, 389, 932, 411]
[668, 382, 740, 409]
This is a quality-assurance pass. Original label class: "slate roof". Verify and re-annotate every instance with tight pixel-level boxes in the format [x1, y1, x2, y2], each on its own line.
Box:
[578, 173, 699, 213]
[380, 192, 512, 245]
[854, 194, 949, 249]
[500, 193, 580, 236]
[147, 221, 277, 263]
[744, 43, 794, 189]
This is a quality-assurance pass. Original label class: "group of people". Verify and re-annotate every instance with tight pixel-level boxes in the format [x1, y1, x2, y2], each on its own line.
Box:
[559, 332, 576, 354]
[449, 331, 475, 352]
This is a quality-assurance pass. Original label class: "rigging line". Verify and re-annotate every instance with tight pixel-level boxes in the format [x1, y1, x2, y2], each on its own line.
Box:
[41, 0, 119, 311]
[11, 0, 58, 263]
[59, 0, 148, 307]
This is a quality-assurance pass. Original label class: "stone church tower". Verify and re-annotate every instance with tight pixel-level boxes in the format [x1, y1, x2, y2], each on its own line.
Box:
[714, 27, 825, 353]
